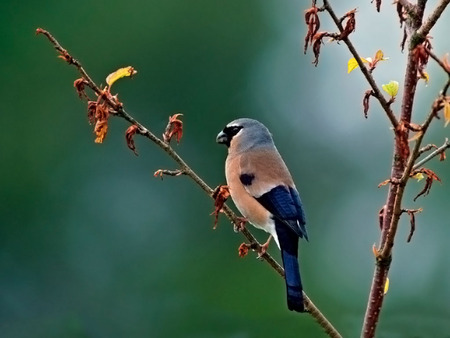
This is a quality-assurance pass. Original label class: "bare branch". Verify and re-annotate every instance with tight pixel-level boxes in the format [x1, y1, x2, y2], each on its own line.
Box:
[416, 0, 450, 41]
[413, 138, 450, 169]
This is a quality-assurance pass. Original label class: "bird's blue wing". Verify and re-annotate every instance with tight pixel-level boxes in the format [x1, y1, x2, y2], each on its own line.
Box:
[255, 185, 308, 240]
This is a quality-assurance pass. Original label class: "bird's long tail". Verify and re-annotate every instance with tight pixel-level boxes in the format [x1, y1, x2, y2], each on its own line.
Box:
[276, 222, 304, 312]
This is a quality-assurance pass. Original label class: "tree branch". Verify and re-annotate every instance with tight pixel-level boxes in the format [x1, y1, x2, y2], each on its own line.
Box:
[37, 28, 342, 338]
[322, 0, 399, 128]
[416, 0, 450, 41]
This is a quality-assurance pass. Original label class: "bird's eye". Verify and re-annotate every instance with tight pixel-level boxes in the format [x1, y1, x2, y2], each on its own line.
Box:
[224, 125, 243, 136]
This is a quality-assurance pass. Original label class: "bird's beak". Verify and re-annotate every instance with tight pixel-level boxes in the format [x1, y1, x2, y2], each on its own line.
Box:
[216, 130, 229, 145]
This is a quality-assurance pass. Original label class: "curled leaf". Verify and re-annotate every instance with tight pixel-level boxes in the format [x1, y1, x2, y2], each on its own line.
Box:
[382, 81, 399, 97]
[163, 113, 183, 144]
[125, 125, 139, 156]
[363, 89, 374, 118]
[74, 78, 88, 99]
[106, 66, 137, 88]
[304, 6, 321, 54]
[211, 185, 230, 229]
[440, 151, 446, 161]
[94, 119, 108, 144]
[238, 243, 250, 257]
[411, 168, 441, 201]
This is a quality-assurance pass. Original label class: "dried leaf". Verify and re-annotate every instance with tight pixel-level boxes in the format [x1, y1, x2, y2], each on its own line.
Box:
[440, 151, 446, 161]
[238, 243, 250, 257]
[94, 119, 108, 144]
[106, 66, 137, 88]
[211, 185, 230, 229]
[304, 6, 320, 54]
[125, 125, 139, 156]
[382, 81, 399, 97]
[73, 78, 88, 99]
[412, 168, 441, 201]
[363, 89, 374, 118]
[340, 9, 356, 39]
[163, 113, 183, 144]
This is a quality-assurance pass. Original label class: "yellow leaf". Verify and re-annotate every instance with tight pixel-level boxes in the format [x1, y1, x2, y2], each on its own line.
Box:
[375, 50, 384, 61]
[420, 72, 430, 85]
[106, 66, 137, 88]
[412, 173, 425, 182]
[384, 277, 390, 295]
[444, 99, 450, 127]
[347, 57, 368, 73]
[382, 80, 399, 97]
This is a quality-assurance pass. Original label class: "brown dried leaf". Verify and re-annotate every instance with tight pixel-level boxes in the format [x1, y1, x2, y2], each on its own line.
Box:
[125, 125, 139, 156]
[163, 113, 183, 144]
[211, 185, 230, 229]
[363, 90, 374, 118]
[304, 6, 320, 54]
[74, 78, 88, 99]
[238, 243, 250, 257]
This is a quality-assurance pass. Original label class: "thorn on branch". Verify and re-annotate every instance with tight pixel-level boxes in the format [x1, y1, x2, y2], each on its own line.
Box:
[163, 113, 183, 144]
[401, 208, 422, 242]
[153, 169, 185, 180]
[211, 185, 230, 229]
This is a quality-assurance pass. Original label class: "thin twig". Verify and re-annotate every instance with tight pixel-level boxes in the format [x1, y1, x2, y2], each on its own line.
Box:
[416, 0, 450, 42]
[426, 48, 450, 75]
[37, 28, 342, 338]
[413, 138, 450, 169]
[322, 0, 399, 128]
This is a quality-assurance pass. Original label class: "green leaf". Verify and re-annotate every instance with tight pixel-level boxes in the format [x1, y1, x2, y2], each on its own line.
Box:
[382, 80, 399, 97]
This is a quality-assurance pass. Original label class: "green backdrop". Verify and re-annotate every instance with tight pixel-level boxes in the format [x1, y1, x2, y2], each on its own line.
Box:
[1, 1, 449, 337]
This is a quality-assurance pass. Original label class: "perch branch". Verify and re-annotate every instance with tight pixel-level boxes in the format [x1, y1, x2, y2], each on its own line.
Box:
[37, 28, 342, 338]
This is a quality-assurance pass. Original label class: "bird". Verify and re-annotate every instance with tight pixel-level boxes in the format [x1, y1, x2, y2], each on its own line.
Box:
[216, 118, 308, 313]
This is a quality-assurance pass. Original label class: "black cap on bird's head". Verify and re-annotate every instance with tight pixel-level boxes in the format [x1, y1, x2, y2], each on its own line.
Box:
[216, 118, 273, 151]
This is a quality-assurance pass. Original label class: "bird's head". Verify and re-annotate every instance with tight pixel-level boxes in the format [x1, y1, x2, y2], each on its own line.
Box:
[216, 118, 274, 153]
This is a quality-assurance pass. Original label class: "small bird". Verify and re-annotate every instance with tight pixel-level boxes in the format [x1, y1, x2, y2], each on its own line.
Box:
[216, 118, 308, 312]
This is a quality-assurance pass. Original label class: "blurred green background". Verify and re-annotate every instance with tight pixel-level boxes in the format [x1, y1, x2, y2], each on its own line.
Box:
[1, 1, 449, 337]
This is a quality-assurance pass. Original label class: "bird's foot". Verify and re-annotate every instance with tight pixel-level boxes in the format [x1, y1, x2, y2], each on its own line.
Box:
[257, 235, 272, 260]
[233, 217, 247, 233]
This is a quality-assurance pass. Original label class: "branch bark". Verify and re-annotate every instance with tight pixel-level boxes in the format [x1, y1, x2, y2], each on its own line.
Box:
[37, 28, 342, 338]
